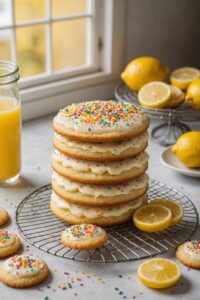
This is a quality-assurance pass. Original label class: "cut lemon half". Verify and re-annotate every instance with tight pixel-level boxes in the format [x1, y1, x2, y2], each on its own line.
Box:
[170, 67, 200, 90]
[133, 204, 172, 232]
[164, 85, 185, 108]
[151, 199, 183, 226]
[137, 258, 181, 289]
[138, 81, 171, 108]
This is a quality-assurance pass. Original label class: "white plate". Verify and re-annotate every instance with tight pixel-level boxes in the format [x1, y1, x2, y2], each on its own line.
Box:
[161, 146, 200, 177]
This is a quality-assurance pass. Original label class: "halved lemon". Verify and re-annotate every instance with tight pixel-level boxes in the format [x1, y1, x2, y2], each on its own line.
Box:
[137, 258, 181, 289]
[151, 199, 183, 226]
[138, 81, 171, 108]
[170, 67, 200, 90]
[164, 85, 185, 108]
[133, 204, 172, 232]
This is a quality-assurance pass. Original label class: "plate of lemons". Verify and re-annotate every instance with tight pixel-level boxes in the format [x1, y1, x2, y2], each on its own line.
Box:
[161, 131, 200, 177]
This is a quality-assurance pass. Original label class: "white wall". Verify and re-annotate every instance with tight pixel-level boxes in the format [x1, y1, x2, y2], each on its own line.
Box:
[126, 0, 200, 70]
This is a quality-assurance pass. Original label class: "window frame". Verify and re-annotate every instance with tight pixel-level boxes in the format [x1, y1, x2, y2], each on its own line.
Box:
[15, 0, 126, 120]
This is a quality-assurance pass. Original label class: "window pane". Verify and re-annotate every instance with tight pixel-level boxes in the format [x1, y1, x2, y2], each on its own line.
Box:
[14, 0, 45, 23]
[52, 19, 87, 71]
[52, 0, 88, 17]
[0, 30, 12, 60]
[0, 0, 12, 27]
[16, 25, 46, 77]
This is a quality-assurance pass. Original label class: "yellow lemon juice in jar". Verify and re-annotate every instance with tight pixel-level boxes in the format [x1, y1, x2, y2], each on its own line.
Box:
[0, 97, 21, 183]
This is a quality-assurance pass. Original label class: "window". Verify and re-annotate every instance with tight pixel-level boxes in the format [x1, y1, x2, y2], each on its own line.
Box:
[0, 0, 101, 87]
[0, 0, 125, 120]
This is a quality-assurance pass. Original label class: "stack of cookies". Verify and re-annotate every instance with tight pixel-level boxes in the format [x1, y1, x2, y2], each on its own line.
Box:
[50, 100, 149, 227]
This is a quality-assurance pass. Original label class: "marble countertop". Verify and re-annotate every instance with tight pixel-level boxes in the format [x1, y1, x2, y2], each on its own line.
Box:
[0, 115, 199, 300]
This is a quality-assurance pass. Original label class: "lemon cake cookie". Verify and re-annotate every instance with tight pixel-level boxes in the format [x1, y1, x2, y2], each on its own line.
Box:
[52, 171, 148, 206]
[53, 100, 149, 142]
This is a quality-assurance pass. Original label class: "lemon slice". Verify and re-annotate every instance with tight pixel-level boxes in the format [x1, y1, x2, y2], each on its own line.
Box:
[170, 67, 200, 90]
[137, 258, 181, 289]
[133, 204, 172, 232]
[164, 92, 185, 108]
[138, 81, 171, 108]
[151, 199, 183, 226]
[169, 85, 182, 99]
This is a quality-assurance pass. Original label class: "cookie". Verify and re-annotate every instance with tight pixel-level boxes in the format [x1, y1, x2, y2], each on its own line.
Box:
[53, 100, 149, 142]
[61, 224, 107, 250]
[0, 255, 49, 288]
[52, 171, 148, 206]
[0, 207, 9, 227]
[52, 150, 148, 184]
[176, 240, 200, 269]
[50, 192, 147, 226]
[0, 230, 21, 258]
[53, 131, 148, 161]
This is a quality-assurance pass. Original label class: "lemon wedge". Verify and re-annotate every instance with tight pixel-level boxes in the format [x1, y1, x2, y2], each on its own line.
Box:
[170, 67, 200, 90]
[133, 204, 172, 232]
[137, 258, 181, 289]
[151, 199, 183, 226]
[138, 81, 171, 108]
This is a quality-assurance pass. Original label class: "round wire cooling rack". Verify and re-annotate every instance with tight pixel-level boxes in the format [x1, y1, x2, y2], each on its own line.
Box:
[15, 179, 198, 263]
[115, 83, 200, 147]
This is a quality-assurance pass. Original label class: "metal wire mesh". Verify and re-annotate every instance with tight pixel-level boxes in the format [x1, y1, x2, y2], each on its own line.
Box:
[15, 179, 198, 263]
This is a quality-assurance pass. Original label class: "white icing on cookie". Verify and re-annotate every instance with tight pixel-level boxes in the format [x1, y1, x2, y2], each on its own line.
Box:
[53, 100, 148, 133]
[183, 241, 200, 261]
[51, 192, 146, 218]
[4, 255, 44, 277]
[52, 150, 148, 175]
[54, 131, 148, 155]
[63, 224, 102, 241]
[52, 172, 148, 198]
[0, 231, 15, 248]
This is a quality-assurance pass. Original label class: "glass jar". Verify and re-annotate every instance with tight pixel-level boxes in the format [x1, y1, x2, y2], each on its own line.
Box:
[0, 61, 21, 184]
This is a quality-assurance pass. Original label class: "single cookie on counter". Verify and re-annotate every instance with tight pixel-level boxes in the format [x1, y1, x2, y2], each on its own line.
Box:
[52, 150, 148, 184]
[0, 230, 21, 258]
[176, 240, 200, 269]
[53, 131, 148, 161]
[0, 207, 9, 227]
[53, 100, 149, 142]
[0, 255, 49, 288]
[61, 224, 107, 250]
[50, 191, 147, 227]
[52, 171, 148, 206]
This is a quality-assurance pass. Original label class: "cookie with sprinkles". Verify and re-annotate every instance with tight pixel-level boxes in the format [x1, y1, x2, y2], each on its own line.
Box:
[52, 171, 148, 206]
[52, 150, 148, 184]
[53, 131, 148, 161]
[176, 240, 200, 269]
[53, 100, 149, 142]
[50, 192, 148, 226]
[61, 224, 107, 250]
[0, 254, 49, 288]
[0, 207, 9, 227]
[0, 230, 21, 258]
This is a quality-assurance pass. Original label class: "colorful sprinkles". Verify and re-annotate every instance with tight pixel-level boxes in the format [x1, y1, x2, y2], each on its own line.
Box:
[65, 224, 101, 240]
[186, 240, 200, 254]
[8, 255, 43, 272]
[0, 230, 11, 243]
[60, 100, 143, 129]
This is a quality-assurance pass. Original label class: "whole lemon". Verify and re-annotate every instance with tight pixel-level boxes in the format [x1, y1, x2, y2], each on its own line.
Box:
[172, 131, 200, 168]
[121, 57, 169, 91]
[185, 78, 200, 110]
